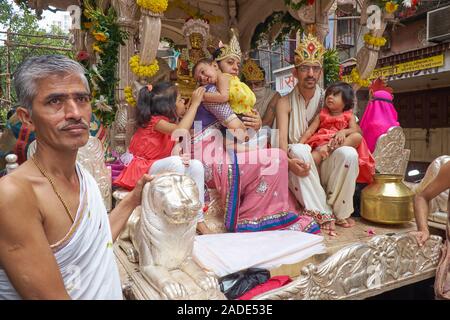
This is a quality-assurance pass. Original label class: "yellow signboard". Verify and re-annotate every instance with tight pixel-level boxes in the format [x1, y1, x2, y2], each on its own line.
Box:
[342, 54, 445, 83]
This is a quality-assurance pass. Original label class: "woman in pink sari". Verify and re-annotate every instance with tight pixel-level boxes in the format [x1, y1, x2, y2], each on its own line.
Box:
[189, 39, 319, 233]
[360, 78, 399, 153]
[190, 84, 319, 233]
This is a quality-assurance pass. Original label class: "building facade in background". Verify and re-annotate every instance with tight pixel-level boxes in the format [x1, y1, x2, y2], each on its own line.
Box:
[337, 0, 450, 162]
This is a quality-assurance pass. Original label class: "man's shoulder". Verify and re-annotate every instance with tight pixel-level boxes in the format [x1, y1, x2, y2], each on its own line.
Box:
[0, 166, 36, 204]
[277, 95, 291, 112]
[0, 171, 39, 229]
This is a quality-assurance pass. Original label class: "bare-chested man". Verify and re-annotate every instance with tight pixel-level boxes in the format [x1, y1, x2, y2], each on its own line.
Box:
[273, 34, 359, 235]
[0, 55, 152, 299]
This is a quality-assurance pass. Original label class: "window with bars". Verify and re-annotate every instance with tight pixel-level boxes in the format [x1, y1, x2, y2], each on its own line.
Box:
[249, 37, 297, 89]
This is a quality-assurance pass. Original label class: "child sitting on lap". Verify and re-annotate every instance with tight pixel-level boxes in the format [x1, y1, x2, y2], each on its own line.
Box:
[300, 81, 375, 228]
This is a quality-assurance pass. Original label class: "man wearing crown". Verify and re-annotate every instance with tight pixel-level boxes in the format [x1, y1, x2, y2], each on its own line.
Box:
[242, 59, 280, 128]
[273, 34, 359, 234]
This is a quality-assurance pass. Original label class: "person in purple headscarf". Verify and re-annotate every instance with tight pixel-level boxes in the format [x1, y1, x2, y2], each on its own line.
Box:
[360, 77, 399, 153]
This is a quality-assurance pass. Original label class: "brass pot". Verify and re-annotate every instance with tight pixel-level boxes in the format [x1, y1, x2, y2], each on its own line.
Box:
[361, 174, 414, 224]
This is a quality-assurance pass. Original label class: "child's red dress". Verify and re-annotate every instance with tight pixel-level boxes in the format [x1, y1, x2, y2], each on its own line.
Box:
[306, 108, 375, 184]
[114, 115, 175, 190]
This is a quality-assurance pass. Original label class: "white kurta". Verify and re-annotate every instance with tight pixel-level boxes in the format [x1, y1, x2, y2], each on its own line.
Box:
[273, 85, 359, 222]
[0, 164, 123, 300]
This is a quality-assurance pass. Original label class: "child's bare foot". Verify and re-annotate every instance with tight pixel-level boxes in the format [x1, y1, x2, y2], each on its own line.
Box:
[336, 218, 355, 228]
[321, 220, 337, 236]
[196, 221, 212, 235]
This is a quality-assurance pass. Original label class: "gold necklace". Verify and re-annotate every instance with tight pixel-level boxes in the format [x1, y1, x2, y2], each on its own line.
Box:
[31, 156, 75, 224]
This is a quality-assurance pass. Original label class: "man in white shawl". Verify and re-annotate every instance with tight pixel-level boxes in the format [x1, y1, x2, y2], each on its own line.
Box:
[0, 55, 152, 299]
[272, 34, 359, 235]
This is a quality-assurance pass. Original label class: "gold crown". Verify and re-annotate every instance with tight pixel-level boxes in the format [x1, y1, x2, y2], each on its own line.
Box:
[215, 28, 241, 62]
[294, 33, 325, 67]
[242, 59, 264, 81]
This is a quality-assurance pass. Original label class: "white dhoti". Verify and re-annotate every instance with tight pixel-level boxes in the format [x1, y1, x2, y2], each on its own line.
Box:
[272, 85, 359, 224]
[288, 144, 359, 222]
[0, 164, 123, 300]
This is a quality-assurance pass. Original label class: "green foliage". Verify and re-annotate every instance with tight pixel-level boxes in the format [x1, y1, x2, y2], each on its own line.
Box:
[275, 13, 303, 45]
[0, 1, 71, 108]
[251, 12, 302, 49]
[81, 1, 128, 127]
[323, 49, 341, 87]
[161, 37, 176, 49]
[0, 108, 7, 125]
[284, 0, 309, 10]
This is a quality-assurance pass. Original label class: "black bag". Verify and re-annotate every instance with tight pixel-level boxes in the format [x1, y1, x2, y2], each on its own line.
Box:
[219, 268, 270, 300]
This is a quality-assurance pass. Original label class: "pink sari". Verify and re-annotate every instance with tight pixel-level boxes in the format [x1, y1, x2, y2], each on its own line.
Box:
[360, 90, 399, 153]
[191, 88, 319, 233]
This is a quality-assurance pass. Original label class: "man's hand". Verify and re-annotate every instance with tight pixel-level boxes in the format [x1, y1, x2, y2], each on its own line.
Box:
[410, 229, 430, 247]
[288, 158, 311, 177]
[242, 109, 262, 131]
[124, 174, 154, 208]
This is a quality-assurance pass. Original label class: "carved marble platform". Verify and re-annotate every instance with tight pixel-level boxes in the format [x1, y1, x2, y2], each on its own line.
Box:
[115, 217, 443, 300]
[373, 126, 411, 177]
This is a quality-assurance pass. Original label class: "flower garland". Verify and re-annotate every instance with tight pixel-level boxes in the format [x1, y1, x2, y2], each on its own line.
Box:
[80, 0, 128, 127]
[284, 0, 315, 10]
[136, 0, 169, 14]
[363, 33, 387, 47]
[124, 86, 137, 107]
[129, 55, 159, 78]
[351, 68, 371, 87]
[385, 1, 399, 13]
[375, 0, 421, 13]
[251, 11, 303, 49]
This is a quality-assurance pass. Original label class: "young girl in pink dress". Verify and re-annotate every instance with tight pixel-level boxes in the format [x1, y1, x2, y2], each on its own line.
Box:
[113, 82, 211, 234]
[300, 82, 375, 226]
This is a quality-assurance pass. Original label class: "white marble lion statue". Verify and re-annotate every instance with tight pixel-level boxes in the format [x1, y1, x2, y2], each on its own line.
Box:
[128, 173, 224, 300]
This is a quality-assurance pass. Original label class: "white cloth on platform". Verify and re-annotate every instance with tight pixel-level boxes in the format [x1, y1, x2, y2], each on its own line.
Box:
[149, 156, 205, 222]
[193, 231, 325, 277]
[0, 164, 122, 300]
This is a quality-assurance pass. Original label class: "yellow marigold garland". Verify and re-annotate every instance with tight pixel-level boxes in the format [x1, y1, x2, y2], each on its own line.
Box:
[136, 0, 169, 14]
[351, 68, 370, 87]
[92, 43, 104, 54]
[385, 1, 399, 13]
[129, 55, 159, 78]
[124, 86, 136, 107]
[92, 31, 108, 42]
[363, 33, 387, 47]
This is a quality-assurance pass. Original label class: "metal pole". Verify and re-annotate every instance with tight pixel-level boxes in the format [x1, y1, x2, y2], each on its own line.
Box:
[0, 30, 69, 40]
[6, 41, 72, 52]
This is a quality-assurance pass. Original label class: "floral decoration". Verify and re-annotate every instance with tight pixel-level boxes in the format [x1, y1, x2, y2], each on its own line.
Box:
[129, 55, 160, 78]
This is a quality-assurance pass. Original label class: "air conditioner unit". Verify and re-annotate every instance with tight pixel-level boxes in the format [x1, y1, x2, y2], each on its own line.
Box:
[427, 5, 450, 43]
